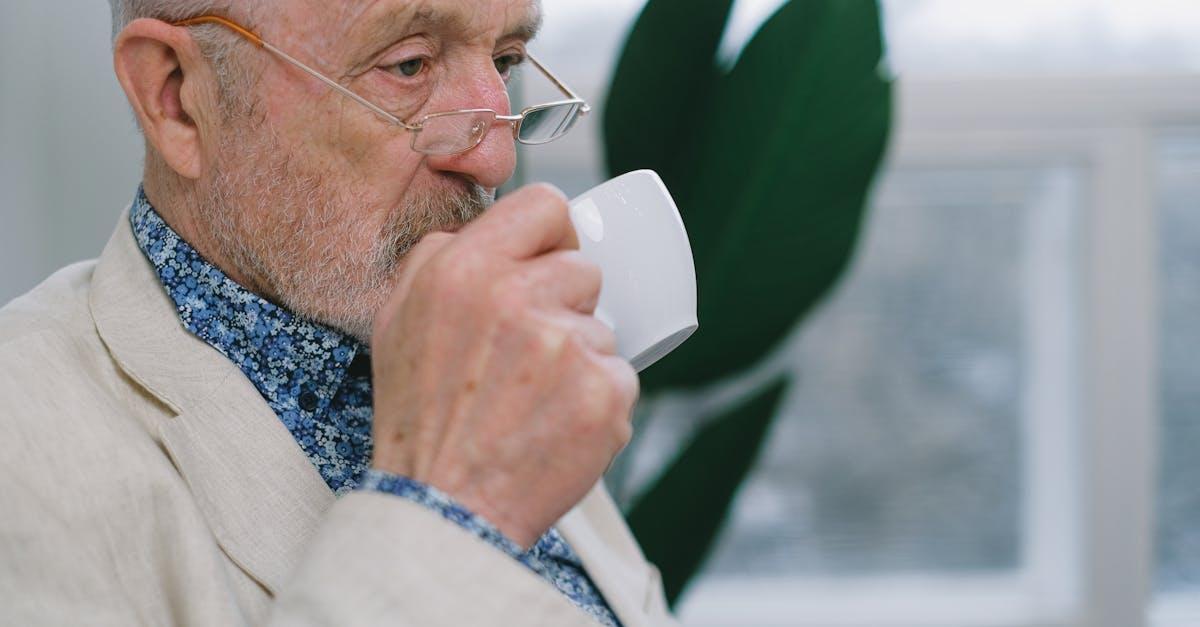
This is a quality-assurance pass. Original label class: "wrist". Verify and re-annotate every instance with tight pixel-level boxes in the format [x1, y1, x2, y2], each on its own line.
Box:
[368, 437, 412, 478]
[362, 466, 541, 550]
[455, 487, 540, 549]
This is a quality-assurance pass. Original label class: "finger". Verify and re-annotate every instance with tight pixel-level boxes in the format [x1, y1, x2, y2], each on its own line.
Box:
[515, 250, 602, 314]
[599, 353, 640, 412]
[457, 183, 579, 260]
[565, 312, 618, 356]
[590, 351, 640, 438]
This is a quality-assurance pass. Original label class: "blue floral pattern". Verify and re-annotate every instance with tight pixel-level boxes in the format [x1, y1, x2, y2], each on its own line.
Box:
[130, 188, 620, 627]
[131, 189, 372, 494]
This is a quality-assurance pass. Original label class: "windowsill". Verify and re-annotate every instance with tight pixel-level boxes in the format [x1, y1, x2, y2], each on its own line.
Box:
[676, 574, 1076, 627]
[1150, 592, 1200, 627]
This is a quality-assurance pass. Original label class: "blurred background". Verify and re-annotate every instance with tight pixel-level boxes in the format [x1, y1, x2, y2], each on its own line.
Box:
[3, 1, 1200, 626]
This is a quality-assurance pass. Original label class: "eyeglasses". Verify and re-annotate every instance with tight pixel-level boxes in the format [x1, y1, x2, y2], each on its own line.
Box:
[172, 15, 590, 155]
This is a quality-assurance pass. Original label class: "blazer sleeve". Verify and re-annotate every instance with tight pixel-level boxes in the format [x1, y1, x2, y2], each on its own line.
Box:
[268, 491, 603, 627]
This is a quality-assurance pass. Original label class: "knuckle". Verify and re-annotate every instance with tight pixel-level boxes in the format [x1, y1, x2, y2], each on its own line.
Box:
[489, 278, 530, 318]
[562, 251, 602, 289]
[497, 265, 533, 296]
[591, 320, 618, 355]
[609, 359, 640, 411]
[577, 373, 613, 424]
[532, 320, 569, 357]
[578, 355, 638, 420]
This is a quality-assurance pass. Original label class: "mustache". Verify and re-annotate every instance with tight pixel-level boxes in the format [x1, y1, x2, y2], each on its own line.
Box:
[374, 182, 493, 271]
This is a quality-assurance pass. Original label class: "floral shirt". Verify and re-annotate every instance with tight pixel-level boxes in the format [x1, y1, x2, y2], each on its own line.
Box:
[130, 188, 620, 627]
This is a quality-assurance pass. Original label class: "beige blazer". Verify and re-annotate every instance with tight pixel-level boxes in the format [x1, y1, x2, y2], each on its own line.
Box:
[0, 211, 678, 627]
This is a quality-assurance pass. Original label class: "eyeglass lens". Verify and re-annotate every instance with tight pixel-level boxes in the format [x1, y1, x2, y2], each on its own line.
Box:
[411, 103, 583, 155]
[517, 103, 583, 144]
[411, 110, 495, 155]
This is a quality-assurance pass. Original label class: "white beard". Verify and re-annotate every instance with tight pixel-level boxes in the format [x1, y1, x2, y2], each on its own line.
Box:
[195, 124, 492, 342]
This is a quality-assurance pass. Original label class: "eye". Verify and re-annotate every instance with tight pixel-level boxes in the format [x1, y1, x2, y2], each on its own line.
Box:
[494, 53, 525, 78]
[387, 57, 426, 78]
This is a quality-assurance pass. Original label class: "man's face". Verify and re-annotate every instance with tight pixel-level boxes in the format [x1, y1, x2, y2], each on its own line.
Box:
[197, 0, 540, 341]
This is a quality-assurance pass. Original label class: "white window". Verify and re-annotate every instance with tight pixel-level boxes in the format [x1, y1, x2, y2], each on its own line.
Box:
[526, 2, 1200, 626]
[668, 75, 1175, 627]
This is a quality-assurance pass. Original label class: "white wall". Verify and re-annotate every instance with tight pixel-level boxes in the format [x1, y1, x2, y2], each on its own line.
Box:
[0, 1, 143, 304]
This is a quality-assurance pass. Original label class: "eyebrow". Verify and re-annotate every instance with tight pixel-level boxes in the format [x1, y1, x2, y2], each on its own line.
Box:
[357, 3, 544, 54]
[503, 6, 544, 42]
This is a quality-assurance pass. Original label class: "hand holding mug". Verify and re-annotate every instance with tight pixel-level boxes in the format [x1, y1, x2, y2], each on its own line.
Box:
[370, 184, 639, 548]
[370, 171, 697, 547]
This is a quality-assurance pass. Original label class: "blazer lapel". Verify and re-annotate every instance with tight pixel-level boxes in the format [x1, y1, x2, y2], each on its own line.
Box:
[89, 211, 333, 595]
[558, 484, 659, 627]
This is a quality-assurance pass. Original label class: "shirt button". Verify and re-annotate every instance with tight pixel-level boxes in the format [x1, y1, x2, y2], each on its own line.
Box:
[299, 391, 319, 413]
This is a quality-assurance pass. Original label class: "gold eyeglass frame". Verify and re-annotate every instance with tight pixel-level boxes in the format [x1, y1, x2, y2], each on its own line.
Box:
[172, 14, 591, 155]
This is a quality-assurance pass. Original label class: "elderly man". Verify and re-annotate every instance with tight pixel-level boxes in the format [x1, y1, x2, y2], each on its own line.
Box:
[0, 1, 678, 625]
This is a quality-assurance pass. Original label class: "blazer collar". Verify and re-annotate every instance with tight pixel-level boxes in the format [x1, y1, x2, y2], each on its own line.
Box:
[89, 209, 333, 595]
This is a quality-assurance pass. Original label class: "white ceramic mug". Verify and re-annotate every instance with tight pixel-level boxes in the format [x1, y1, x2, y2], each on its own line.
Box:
[568, 170, 698, 372]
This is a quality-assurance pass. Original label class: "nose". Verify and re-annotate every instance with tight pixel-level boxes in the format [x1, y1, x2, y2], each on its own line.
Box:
[422, 63, 517, 190]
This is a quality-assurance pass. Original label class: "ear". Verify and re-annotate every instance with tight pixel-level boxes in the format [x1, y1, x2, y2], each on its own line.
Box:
[113, 18, 219, 180]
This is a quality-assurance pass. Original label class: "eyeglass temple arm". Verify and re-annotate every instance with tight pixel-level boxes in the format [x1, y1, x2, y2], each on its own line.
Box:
[172, 15, 416, 129]
[524, 52, 590, 115]
[173, 16, 589, 124]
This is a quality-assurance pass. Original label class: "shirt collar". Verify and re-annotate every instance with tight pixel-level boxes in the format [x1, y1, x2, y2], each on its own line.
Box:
[129, 186, 367, 415]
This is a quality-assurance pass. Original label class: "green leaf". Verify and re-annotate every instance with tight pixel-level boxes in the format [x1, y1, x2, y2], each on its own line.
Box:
[626, 378, 790, 605]
[603, 0, 736, 188]
[606, 0, 892, 391]
[605, 0, 892, 602]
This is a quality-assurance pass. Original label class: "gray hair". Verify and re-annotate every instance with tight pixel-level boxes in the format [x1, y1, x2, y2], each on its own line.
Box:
[107, 0, 233, 41]
[107, 0, 259, 117]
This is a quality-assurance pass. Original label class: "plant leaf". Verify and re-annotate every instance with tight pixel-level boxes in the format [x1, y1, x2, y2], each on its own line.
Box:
[625, 378, 789, 605]
[621, 0, 892, 392]
[603, 0, 736, 189]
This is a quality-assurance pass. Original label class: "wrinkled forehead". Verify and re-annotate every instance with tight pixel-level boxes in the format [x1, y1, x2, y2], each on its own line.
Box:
[266, 0, 542, 55]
